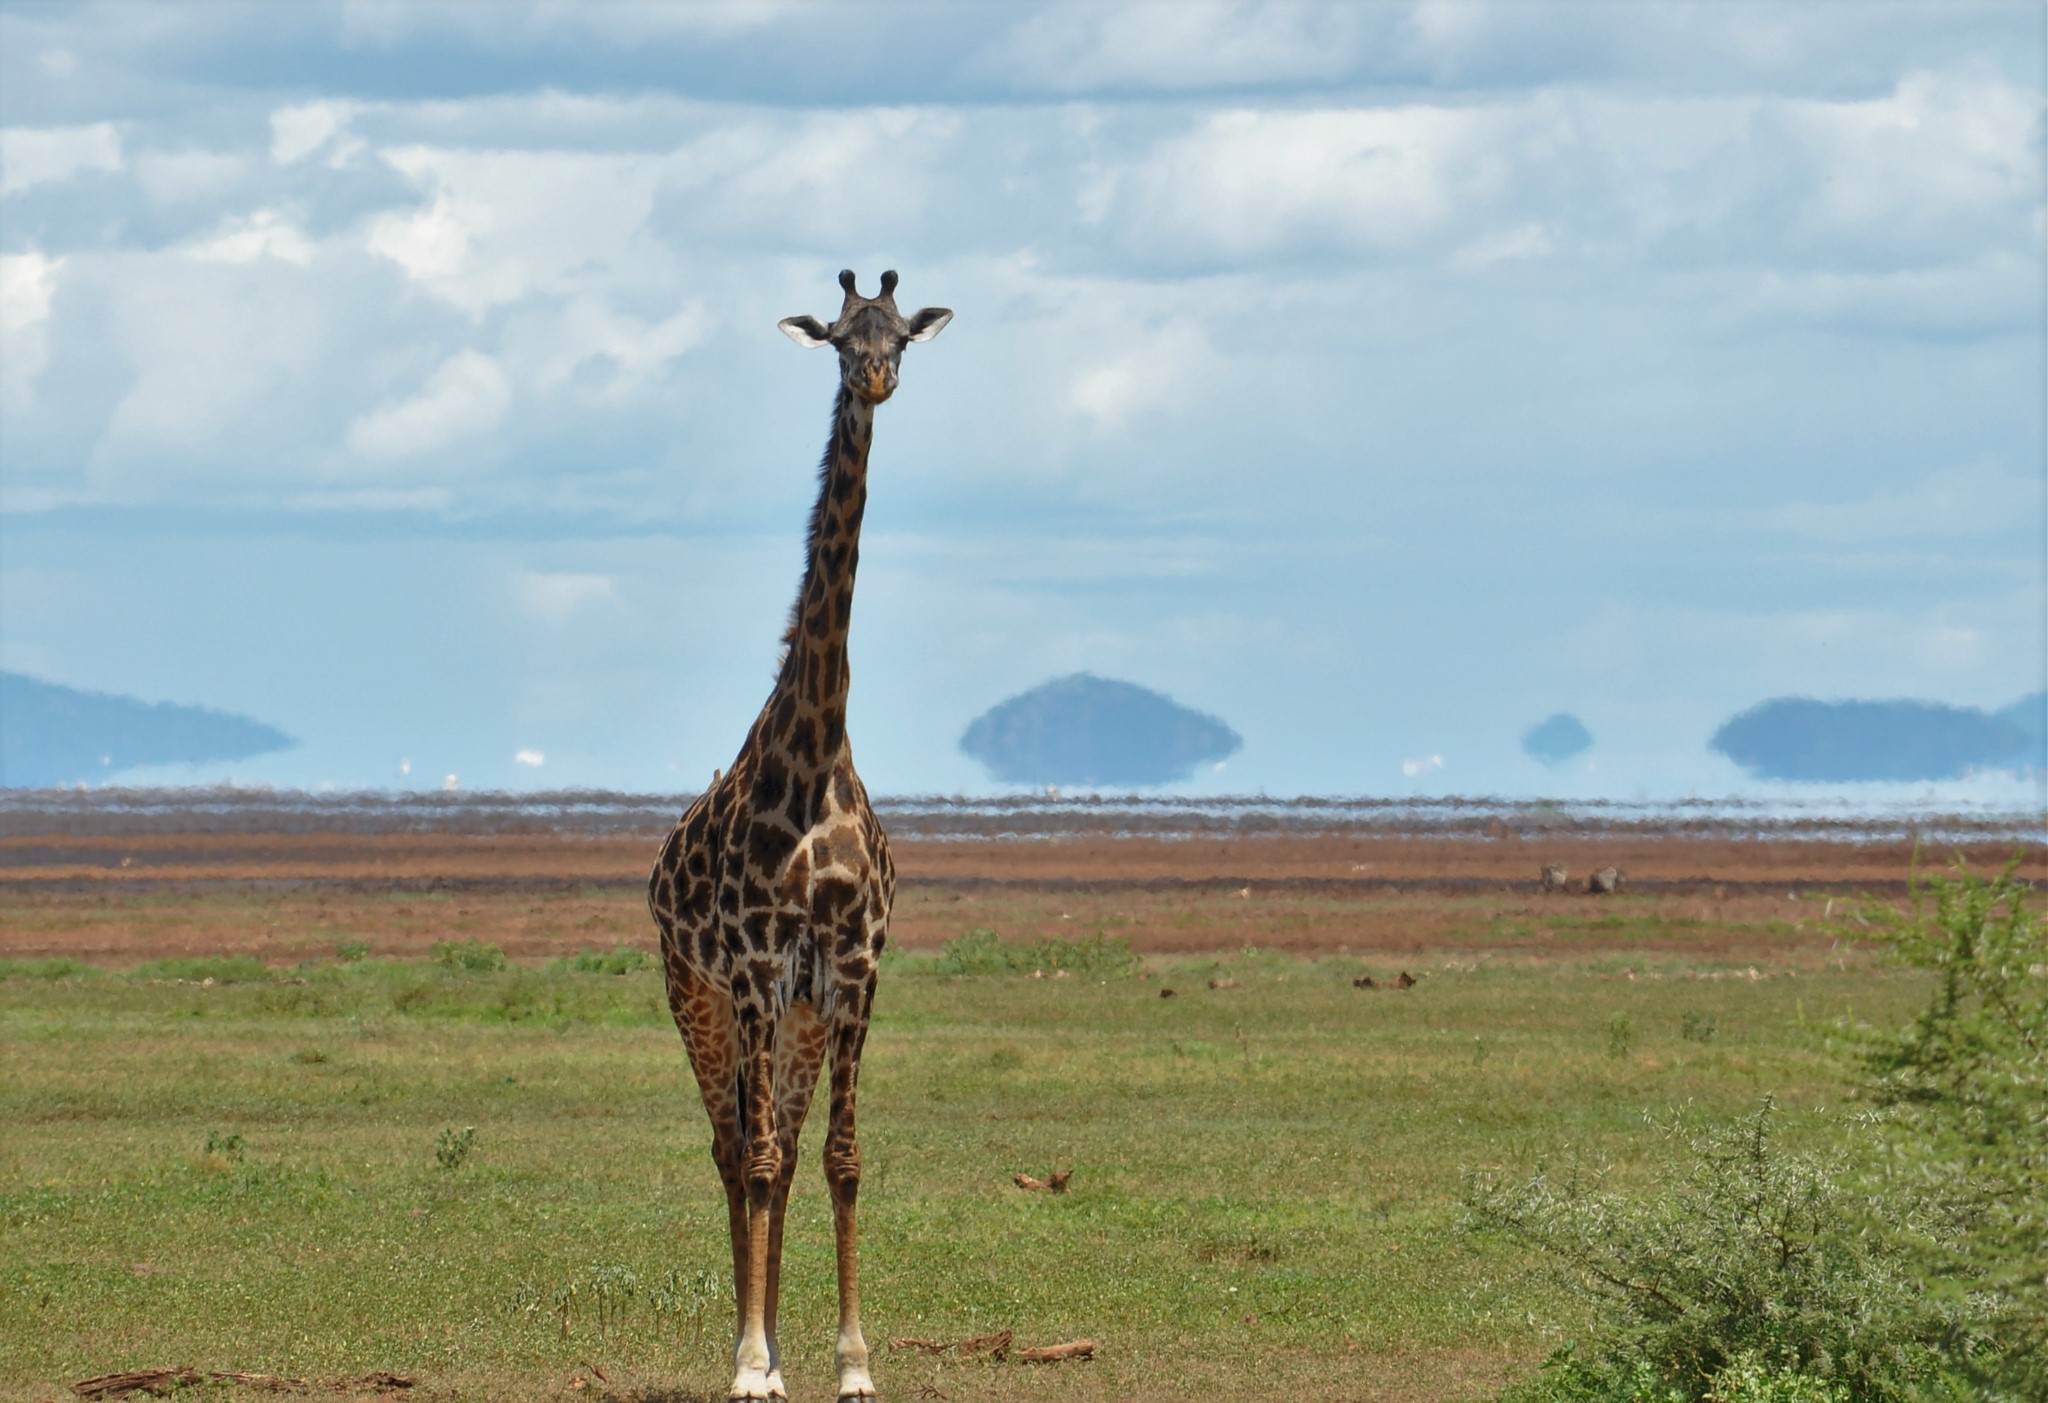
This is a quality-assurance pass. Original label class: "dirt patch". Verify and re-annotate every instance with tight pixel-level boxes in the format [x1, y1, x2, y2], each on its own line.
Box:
[3, 823, 2031, 967]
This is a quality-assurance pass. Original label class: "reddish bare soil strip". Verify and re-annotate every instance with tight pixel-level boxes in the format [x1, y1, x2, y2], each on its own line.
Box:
[2, 825, 2033, 967]
[0, 828, 2016, 887]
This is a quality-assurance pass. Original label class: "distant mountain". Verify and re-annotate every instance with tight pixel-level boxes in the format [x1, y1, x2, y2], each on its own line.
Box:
[960, 673, 1241, 786]
[0, 672, 295, 788]
[1994, 692, 2045, 769]
[1710, 696, 2029, 783]
[1522, 712, 1592, 764]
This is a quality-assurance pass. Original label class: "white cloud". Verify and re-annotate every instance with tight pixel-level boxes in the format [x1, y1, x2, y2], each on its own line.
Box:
[365, 146, 664, 317]
[0, 122, 122, 196]
[0, 252, 62, 336]
[269, 100, 358, 165]
[1070, 320, 1219, 427]
[987, 1, 1369, 92]
[339, 0, 791, 46]
[1096, 70, 2040, 274]
[133, 148, 250, 206]
[1111, 105, 1509, 261]
[90, 254, 339, 462]
[1451, 221, 1556, 270]
[516, 570, 616, 623]
[671, 107, 962, 245]
[514, 748, 545, 767]
[1734, 252, 2036, 335]
[0, 251, 63, 412]
[186, 208, 316, 266]
[39, 49, 78, 79]
[1780, 70, 2039, 263]
[528, 297, 710, 399]
[1402, 754, 1446, 777]
[347, 349, 512, 459]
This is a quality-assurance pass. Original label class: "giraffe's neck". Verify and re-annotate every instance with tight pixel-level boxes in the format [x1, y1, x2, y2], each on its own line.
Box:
[762, 385, 873, 775]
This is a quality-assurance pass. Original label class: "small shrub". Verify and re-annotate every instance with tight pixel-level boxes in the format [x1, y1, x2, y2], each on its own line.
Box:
[514, 1263, 726, 1345]
[289, 1048, 329, 1065]
[336, 940, 371, 963]
[199, 1130, 247, 1172]
[648, 1266, 727, 1345]
[134, 956, 273, 984]
[567, 947, 655, 976]
[1679, 1010, 1717, 1043]
[936, 927, 1137, 977]
[1509, 1349, 1853, 1403]
[1604, 1013, 1635, 1061]
[1030, 930, 1140, 977]
[1708, 1353, 1853, 1402]
[1464, 1101, 1963, 1402]
[937, 927, 1014, 975]
[435, 1125, 476, 1171]
[1861, 854, 2046, 1400]
[431, 939, 506, 972]
[0, 957, 97, 981]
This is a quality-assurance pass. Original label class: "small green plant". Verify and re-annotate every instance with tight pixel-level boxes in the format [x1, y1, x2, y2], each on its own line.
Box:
[517, 1263, 672, 1343]
[336, 940, 371, 963]
[289, 1048, 329, 1065]
[1464, 1101, 1964, 1402]
[0, 957, 97, 981]
[648, 1266, 727, 1345]
[936, 927, 1014, 975]
[1509, 1349, 1853, 1403]
[1860, 854, 2046, 1400]
[134, 956, 273, 984]
[431, 939, 505, 972]
[1604, 1013, 1635, 1060]
[435, 1125, 476, 1171]
[936, 926, 1138, 977]
[566, 947, 655, 975]
[1679, 1009, 1717, 1043]
[200, 1131, 246, 1169]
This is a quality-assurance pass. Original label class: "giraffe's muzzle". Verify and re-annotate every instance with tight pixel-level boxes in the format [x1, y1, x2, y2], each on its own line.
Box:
[857, 368, 895, 404]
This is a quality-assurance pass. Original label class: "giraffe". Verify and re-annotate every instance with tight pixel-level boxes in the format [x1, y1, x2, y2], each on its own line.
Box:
[648, 268, 951, 1403]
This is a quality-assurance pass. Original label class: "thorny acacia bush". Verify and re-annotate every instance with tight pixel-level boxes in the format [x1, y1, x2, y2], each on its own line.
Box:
[1462, 1102, 1966, 1403]
[1861, 855, 2046, 1401]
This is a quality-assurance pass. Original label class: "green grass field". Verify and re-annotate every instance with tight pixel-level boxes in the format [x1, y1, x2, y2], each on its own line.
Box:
[0, 941, 1925, 1403]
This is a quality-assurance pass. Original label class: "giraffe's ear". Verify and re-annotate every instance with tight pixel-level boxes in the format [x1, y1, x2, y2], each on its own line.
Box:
[905, 307, 952, 343]
[778, 315, 833, 348]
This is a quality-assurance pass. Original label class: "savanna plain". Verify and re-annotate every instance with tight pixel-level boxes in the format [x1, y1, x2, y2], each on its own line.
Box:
[1, 797, 2036, 1403]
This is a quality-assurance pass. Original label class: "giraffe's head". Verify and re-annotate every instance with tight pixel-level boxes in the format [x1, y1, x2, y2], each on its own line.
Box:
[778, 269, 951, 405]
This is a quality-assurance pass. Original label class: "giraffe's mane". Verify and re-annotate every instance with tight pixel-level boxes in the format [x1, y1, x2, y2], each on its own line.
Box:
[772, 383, 854, 687]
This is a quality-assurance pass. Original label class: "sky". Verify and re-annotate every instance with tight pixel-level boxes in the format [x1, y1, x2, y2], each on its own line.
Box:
[1, 0, 2043, 802]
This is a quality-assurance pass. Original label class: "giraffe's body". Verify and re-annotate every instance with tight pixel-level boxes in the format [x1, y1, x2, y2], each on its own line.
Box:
[649, 270, 949, 1403]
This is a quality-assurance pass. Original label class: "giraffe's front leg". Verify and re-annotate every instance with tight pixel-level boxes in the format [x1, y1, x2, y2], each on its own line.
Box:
[760, 1002, 827, 1401]
[825, 1009, 876, 1402]
[731, 1023, 786, 1402]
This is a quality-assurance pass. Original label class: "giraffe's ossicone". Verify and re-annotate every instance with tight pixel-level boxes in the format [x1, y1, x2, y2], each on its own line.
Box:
[648, 269, 951, 1403]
